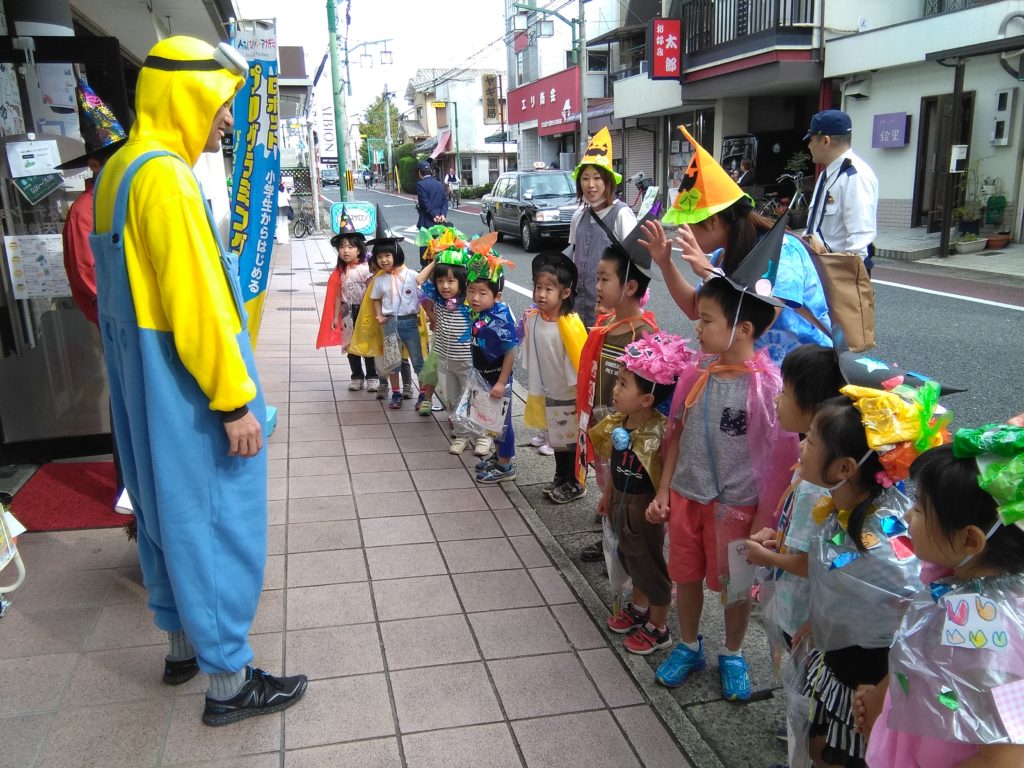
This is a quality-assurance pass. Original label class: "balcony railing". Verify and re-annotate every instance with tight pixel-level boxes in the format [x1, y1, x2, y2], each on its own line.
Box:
[681, 0, 816, 56]
[923, 0, 992, 16]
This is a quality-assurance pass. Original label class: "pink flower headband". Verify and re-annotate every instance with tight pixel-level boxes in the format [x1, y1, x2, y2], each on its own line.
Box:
[618, 332, 694, 385]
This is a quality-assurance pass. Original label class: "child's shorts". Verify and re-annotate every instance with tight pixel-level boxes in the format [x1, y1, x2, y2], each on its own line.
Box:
[667, 491, 756, 592]
[609, 488, 670, 606]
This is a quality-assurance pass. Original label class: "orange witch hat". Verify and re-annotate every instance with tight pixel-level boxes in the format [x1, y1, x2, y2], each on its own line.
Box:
[662, 125, 750, 226]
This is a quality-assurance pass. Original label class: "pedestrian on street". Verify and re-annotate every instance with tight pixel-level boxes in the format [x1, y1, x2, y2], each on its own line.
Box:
[416, 160, 448, 266]
[802, 109, 879, 272]
[91, 35, 307, 726]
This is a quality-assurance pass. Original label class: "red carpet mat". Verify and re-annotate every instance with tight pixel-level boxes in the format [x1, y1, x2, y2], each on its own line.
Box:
[11, 462, 130, 532]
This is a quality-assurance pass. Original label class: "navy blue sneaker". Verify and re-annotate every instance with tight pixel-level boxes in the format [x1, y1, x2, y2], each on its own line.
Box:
[655, 637, 706, 688]
[202, 667, 307, 726]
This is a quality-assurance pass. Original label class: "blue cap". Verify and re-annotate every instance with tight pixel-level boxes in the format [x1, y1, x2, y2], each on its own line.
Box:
[417, 160, 432, 171]
[803, 109, 853, 141]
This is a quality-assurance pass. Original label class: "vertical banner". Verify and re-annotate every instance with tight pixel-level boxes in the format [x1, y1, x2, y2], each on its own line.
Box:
[229, 20, 280, 346]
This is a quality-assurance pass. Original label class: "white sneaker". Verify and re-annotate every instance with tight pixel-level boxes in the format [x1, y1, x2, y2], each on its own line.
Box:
[449, 436, 471, 455]
[538, 443, 555, 456]
[366, 378, 380, 393]
[114, 488, 134, 515]
[473, 437, 494, 457]
[348, 378, 365, 391]
[529, 432, 548, 448]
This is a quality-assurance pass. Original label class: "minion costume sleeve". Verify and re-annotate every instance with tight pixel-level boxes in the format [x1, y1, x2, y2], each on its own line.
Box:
[91, 36, 265, 675]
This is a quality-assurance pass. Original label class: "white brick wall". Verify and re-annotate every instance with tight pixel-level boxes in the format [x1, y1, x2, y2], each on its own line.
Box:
[876, 198, 914, 230]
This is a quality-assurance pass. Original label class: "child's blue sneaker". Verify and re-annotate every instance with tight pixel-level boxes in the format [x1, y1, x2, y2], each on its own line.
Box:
[477, 462, 516, 484]
[655, 637, 705, 688]
[718, 653, 752, 701]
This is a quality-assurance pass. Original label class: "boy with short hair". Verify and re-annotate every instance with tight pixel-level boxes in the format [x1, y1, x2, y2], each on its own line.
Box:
[647, 218, 798, 701]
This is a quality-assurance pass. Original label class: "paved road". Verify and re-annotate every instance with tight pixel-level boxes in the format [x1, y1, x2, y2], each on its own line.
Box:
[329, 186, 1024, 429]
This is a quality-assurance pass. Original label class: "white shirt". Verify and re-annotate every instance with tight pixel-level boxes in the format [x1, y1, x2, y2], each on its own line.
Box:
[370, 268, 420, 316]
[524, 313, 577, 402]
[803, 148, 878, 258]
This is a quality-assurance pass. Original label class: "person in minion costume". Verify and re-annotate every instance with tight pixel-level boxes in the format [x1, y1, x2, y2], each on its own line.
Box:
[91, 36, 307, 726]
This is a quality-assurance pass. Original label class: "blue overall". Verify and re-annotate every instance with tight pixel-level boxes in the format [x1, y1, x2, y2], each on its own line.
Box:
[91, 151, 267, 675]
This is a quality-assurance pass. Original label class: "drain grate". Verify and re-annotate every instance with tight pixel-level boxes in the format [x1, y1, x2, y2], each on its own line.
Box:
[276, 307, 316, 311]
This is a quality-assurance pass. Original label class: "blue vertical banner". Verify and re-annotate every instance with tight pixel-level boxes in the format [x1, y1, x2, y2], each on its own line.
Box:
[229, 20, 279, 346]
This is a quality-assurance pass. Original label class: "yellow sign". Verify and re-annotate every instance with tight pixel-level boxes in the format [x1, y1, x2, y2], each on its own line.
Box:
[431, 101, 447, 108]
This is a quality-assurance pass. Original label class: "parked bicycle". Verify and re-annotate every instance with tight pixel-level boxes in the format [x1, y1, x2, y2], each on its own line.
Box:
[756, 171, 809, 222]
[447, 184, 460, 209]
[624, 172, 655, 213]
[291, 203, 316, 239]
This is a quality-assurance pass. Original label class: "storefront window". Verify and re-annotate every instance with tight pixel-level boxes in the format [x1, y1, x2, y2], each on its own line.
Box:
[488, 156, 500, 183]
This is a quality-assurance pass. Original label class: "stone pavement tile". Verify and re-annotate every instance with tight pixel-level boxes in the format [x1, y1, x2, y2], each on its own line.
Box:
[686, 697, 787, 767]
[289, 426, 343, 442]
[286, 582, 374, 629]
[361, 515, 435, 547]
[264, 554, 285, 590]
[452, 569, 544, 613]
[391, 421, 444, 438]
[267, 524, 286, 555]
[479, 486, 514, 509]
[252, 589, 283, 634]
[398, 435, 451, 452]
[372, 574, 462, 621]
[351, 470, 414, 494]
[288, 440, 345, 458]
[336, 398, 380, 412]
[163, 754, 281, 767]
[529, 566, 577, 604]
[290, 400, 339, 414]
[579, 648, 645, 707]
[511, 711, 642, 768]
[386, 408, 429, 423]
[284, 738, 402, 768]
[3, 566, 115, 610]
[342, 423, 393, 440]
[366, 543, 448, 580]
[411, 467, 476, 491]
[268, 442, 289, 460]
[288, 495, 356, 523]
[391, 662, 503, 732]
[613, 706, 693, 768]
[402, 723, 524, 768]
[0, 654, 77, 717]
[419, 488, 491, 513]
[551, 604, 608, 651]
[268, 457, 288, 478]
[428, 509, 504, 541]
[287, 520, 361, 553]
[162, 694, 279, 764]
[288, 456, 345, 477]
[354, 490, 424, 518]
[338, 409, 389, 425]
[86, 602, 164, 650]
[34, 698, 170, 768]
[493, 508, 531, 537]
[285, 623, 383, 679]
[488, 653, 604, 719]
[509, 535, 551, 568]
[60, 644, 173, 706]
[285, 674, 395, 749]
[346, 437, 400, 455]
[268, 477, 287, 501]
[288, 473, 351, 498]
[440, 538, 521, 573]
[289, 390, 334, 402]
[469, 607, 569, 659]
[290, 412, 339, 428]
[268, 499, 288, 525]
[1, 712, 54, 768]
[380, 615, 480, 670]
[402, 450, 465, 470]
[288, 549, 367, 587]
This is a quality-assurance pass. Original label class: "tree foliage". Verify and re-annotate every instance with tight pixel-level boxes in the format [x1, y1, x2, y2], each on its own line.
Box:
[358, 92, 401, 166]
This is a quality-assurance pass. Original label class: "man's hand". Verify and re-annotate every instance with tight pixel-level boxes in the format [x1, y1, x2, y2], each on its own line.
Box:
[224, 411, 263, 458]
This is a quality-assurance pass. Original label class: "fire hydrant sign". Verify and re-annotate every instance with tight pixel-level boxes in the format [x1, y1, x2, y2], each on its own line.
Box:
[648, 18, 682, 80]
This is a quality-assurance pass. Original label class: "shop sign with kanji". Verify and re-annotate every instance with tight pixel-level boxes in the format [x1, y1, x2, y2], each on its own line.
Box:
[648, 18, 681, 80]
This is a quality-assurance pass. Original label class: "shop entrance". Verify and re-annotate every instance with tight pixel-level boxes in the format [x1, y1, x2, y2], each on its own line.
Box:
[912, 91, 974, 232]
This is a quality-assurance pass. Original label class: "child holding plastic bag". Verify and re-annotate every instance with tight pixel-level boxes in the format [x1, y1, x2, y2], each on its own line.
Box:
[589, 333, 690, 655]
[523, 251, 587, 503]
[646, 220, 798, 701]
[457, 246, 518, 483]
[851, 426, 1024, 768]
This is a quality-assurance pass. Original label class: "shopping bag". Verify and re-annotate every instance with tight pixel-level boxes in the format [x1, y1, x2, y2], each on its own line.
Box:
[799, 235, 875, 352]
[381, 320, 403, 373]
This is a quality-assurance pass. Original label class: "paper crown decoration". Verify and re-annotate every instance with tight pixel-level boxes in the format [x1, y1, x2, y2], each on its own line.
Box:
[531, 251, 578, 294]
[56, 74, 128, 170]
[952, 425, 1024, 531]
[417, 224, 467, 262]
[572, 127, 622, 185]
[618, 332, 694, 385]
[366, 206, 404, 245]
[436, 247, 469, 267]
[663, 125, 749, 226]
[708, 211, 787, 308]
[465, 232, 513, 283]
[602, 201, 664, 278]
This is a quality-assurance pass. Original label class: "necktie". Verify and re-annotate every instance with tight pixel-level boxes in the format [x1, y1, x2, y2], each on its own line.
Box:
[806, 169, 829, 240]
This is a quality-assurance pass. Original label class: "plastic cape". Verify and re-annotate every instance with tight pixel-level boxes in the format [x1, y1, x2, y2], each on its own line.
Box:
[663, 348, 798, 528]
[808, 486, 921, 651]
[460, 301, 518, 361]
[574, 311, 659, 485]
[522, 308, 588, 430]
[93, 36, 250, 412]
[348, 272, 430, 359]
[316, 268, 343, 349]
[589, 410, 667, 490]
[886, 573, 1024, 745]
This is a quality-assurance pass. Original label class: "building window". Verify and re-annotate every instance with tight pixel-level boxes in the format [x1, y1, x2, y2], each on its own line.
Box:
[461, 156, 473, 185]
[488, 156, 500, 183]
[516, 51, 524, 83]
[507, 155, 517, 172]
[416, 106, 423, 120]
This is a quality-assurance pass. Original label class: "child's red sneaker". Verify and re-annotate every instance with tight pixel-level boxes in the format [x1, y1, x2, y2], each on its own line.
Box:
[607, 603, 649, 634]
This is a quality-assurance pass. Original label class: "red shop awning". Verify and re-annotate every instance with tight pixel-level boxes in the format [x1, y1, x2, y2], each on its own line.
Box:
[430, 130, 452, 159]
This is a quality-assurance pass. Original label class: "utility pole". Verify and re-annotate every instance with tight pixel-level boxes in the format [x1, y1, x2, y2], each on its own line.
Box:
[578, 0, 588, 153]
[453, 101, 461, 184]
[327, 0, 348, 202]
[383, 84, 394, 191]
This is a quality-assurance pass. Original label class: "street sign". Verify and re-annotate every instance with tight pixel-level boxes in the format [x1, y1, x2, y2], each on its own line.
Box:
[431, 101, 447, 108]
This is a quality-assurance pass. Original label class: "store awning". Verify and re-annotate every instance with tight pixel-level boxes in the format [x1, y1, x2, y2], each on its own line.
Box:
[415, 136, 437, 153]
[587, 22, 646, 47]
[430, 130, 452, 159]
[484, 130, 515, 144]
[400, 119, 428, 139]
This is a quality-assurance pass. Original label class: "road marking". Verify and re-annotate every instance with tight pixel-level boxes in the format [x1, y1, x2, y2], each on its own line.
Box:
[872, 279, 1024, 311]
[504, 280, 533, 298]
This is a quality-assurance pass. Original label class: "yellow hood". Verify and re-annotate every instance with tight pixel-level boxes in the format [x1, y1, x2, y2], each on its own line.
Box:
[131, 36, 243, 165]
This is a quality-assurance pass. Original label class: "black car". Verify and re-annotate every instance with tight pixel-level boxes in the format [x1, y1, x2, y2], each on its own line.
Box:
[479, 170, 580, 252]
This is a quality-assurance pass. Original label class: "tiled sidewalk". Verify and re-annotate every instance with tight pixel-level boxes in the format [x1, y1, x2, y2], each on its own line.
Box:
[0, 238, 690, 768]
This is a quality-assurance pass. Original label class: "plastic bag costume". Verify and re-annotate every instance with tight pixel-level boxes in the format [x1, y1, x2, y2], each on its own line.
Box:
[91, 37, 263, 675]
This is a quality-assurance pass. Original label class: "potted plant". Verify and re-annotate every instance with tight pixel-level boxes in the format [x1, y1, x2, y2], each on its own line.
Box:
[953, 159, 986, 236]
[953, 232, 988, 254]
[953, 203, 983, 236]
[986, 231, 1012, 250]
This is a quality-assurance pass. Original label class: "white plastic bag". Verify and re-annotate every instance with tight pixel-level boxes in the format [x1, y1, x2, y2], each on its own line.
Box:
[602, 514, 632, 616]
[453, 368, 510, 439]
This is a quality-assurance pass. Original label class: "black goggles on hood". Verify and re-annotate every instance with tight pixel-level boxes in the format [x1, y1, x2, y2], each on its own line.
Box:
[144, 42, 248, 77]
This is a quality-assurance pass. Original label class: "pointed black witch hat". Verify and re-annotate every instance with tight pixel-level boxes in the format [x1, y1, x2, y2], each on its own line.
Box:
[597, 199, 664, 278]
[837, 350, 965, 395]
[714, 211, 788, 308]
[365, 204, 404, 245]
[329, 206, 363, 248]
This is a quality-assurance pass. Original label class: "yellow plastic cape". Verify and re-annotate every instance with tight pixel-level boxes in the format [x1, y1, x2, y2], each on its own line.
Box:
[523, 310, 588, 429]
[348, 272, 429, 359]
[588, 410, 667, 490]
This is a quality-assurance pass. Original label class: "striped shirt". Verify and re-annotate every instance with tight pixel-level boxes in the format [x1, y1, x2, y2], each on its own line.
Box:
[421, 281, 471, 361]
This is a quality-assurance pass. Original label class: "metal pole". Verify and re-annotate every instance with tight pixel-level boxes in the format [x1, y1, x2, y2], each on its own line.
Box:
[454, 101, 461, 185]
[327, 0, 348, 202]
[384, 84, 394, 191]
[308, 119, 323, 230]
[938, 58, 966, 259]
[498, 73, 507, 173]
[578, 0, 588, 153]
